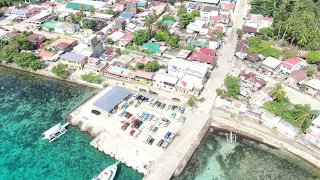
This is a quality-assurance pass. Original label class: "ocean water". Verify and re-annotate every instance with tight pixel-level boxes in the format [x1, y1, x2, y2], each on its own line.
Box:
[0, 66, 143, 180]
[172, 132, 320, 180]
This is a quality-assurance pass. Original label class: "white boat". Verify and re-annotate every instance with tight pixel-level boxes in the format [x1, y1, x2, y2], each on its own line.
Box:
[42, 122, 70, 142]
[92, 161, 121, 180]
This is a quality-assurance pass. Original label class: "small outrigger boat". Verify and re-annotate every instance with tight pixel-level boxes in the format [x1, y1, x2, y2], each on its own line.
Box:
[42, 122, 70, 142]
[92, 160, 121, 180]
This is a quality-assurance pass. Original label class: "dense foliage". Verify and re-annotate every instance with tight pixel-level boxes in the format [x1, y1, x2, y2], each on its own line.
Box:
[305, 51, 320, 64]
[224, 76, 240, 99]
[13, 52, 44, 70]
[187, 95, 196, 107]
[81, 74, 101, 83]
[104, 8, 115, 15]
[144, 60, 161, 72]
[133, 30, 152, 45]
[263, 98, 312, 131]
[251, 0, 320, 50]
[163, 15, 175, 21]
[249, 36, 281, 58]
[52, 64, 69, 79]
[178, 9, 200, 28]
[82, 19, 97, 30]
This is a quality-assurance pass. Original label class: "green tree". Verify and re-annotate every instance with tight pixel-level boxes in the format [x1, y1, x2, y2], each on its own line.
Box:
[294, 104, 311, 129]
[104, 8, 115, 15]
[299, 84, 307, 92]
[135, 62, 145, 70]
[52, 64, 69, 79]
[303, 66, 316, 76]
[282, 50, 297, 59]
[212, 30, 224, 39]
[190, 10, 200, 18]
[177, 7, 187, 17]
[144, 60, 161, 72]
[13, 52, 44, 70]
[133, 30, 152, 45]
[305, 51, 320, 64]
[187, 95, 196, 107]
[69, 13, 77, 23]
[236, 29, 243, 39]
[82, 19, 97, 30]
[216, 88, 224, 96]
[81, 74, 101, 83]
[116, 48, 121, 55]
[168, 34, 180, 47]
[224, 76, 240, 99]
[0, 45, 19, 62]
[9, 34, 33, 50]
[251, 0, 276, 16]
[271, 83, 286, 101]
[179, 13, 194, 28]
[155, 21, 169, 32]
[75, 5, 85, 21]
[259, 27, 274, 39]
[105, 38, 114, 45]
[29, 60, 45, 71]
[163, 15, 175, 21]
[89, 6, 95, 17]
[155, 31, 170, 41]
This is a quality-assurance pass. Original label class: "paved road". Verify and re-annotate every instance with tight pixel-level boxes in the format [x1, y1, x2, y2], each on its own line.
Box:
[198, 0, 249, 113]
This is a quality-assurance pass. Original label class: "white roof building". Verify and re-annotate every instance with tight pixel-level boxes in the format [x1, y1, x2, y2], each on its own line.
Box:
[312, 115, 320, 127]
[109, 31, 125, 42]
[153, 73, 179, 85]
[260, 110, 281, 127]
[189, 0, 219, 5]
[306, 79, 320, 91]
[275, 120, 300, 138]
[262, 57, 282, 70]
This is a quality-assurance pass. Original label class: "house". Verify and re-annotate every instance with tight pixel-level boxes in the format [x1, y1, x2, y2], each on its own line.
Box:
[106, 66, 135, 80]
[189, 0, 220, 5]
[115, 18, 126, 30]
[220, 0, 232, 4]
[260, 110, 281, 128]
[249, 91, 272, 107]
[109, 31, 125, 42]
[261, 57, 282, 72]
[209, 15, 220, 24]
[175, 73, 205, 95]
[66, 2, 93, 10]
[120, 12, 133, 19]
[26, 11, 55, 27]
[119, 33, 134, 49]
[280, 57, 306, 75]
[246, 14, 273, 30]
[243, 26, 258, 36]
[28, 34, 47, 48]
[8, 9, 29, 19]
[60, 52, 88, 70]
[275, 120, 300, 138]
[305, 115, 320, 148]
[134, 70, 154, 86]
[199, 47, 216, 56]
[176, 49, 192, 59]
[84, 57, 108, 73]
[240, 72, 266, 91]
[188, 50, 216, 65]
[219, 14, 231, 24]
[73, 35, 104, 57]
[287, 70, 307, 85]
[99, 47, 118, 62]
[305, 79, 320, 96]
[245, 52, 259, 63]
[126, 2, 137, 14]
[234, 40, 249, 60]
[230, 100, 247, 113]
[187, 2, 200, 13]
[142, 42, 166, 55]
[200, 6, 220, 18]
[215, 96, 232, 108]
[47, 38, 78, 52]
[222, 3, 236, 12]
[130, 57, 150, 67]
[152, 72, 179, 92]
[245, 108, 262, 120]
[42, 21, 80, 34]
[126, 23, 136, 33]
[38, 51, 59, 61]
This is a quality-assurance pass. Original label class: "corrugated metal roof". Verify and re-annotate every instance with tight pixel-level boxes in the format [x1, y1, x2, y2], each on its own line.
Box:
[66, 2, 92, 10]
[93, 86, 131, 112]
[61, 52, 86, 62]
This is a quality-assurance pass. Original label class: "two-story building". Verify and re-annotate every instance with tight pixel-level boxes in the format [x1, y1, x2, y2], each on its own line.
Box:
[153, 72, 179, 92]
[200, 5, 220, 18]
[42, 21, 80, 34]
[134, 70, 154, 86]
[60, 52, 87, 70]
[280, 57, 306, 75]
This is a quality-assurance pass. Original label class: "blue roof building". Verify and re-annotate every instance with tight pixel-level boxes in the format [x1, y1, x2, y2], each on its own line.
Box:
[120, 12, 133, 19]
[93, 86, 131, 112]
[137, 2, 147, 7]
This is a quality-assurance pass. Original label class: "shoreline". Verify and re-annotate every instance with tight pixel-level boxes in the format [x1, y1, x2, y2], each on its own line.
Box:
[0, 62, 103, 90]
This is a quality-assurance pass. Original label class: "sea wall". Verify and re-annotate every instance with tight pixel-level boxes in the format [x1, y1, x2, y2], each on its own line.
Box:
[0, 62, 102, 89]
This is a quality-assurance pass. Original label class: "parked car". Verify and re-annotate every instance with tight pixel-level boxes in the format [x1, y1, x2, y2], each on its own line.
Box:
[164, 131, 171, 140]
[156, 102, 161, 108]
[143, 97, 149, 102]
[132, 119, 139, 127]
[141, 112, 149, 121]
[168, 132, 176, 140]
[167, 105, 171, 110]
[147, 114, 155, 121]
[148, 90, 158, 96]
[148, 138, 155, 145]
[121, 111, 128, 117]
[139, 88, 147, 92]
[135, 95, 142, 100]
[148, 98, 154, 103]
[134, 100, 142, 107]
[180, 117, 186, 123]
[121, 122, 130, 130]
[133, 130, 142, 138]
[180, 107, 185, 114]
[175, 115, 182, 122]
[157, 139, 165, 147]
[132, 93, 139, 99]
[91, 109, 101, 115]
[160, 103, 166, 109]
[171, 105, 176, 110]
[172, 98, 180, 102]
[161, 141, 169, 149]
[129, 129, 135, 136]
[171, 112, 176, 118]
[134, 120, 143, 129]
[152, 126, 158, 133]
[126, 113, 132, 119]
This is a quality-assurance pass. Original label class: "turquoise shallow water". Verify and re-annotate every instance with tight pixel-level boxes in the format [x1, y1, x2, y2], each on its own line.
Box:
[172, 132, 320, 180]
[0, 66, 143, 180]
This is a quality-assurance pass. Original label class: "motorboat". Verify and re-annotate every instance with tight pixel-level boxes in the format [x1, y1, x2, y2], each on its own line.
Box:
[42, 122, 70, 142]
[92, 160, 121, 180]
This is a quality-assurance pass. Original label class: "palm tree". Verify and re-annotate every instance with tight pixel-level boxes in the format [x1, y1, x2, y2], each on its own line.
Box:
[271, 83, 286, 101]
[145, 17, 153, 31]
[89, 7, 95, 17]
[295, 105, 311, 128]
[77, 5, 85, 21]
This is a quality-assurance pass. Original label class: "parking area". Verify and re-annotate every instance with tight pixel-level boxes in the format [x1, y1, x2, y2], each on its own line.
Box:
[71, 86, 192, 174]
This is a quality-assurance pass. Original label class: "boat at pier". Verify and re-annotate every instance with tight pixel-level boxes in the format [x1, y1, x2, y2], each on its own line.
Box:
[42, 122, 70, 142]
[92, 160, 121, 180]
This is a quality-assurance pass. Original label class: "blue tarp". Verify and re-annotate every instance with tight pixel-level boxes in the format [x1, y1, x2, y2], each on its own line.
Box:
[93, 86, 131, 112]
[120, 12, 133, 19]
[137, 2, 147, 6]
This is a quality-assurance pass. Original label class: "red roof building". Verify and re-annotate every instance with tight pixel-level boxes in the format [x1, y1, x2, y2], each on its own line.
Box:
[282, 58, 304, 68]
[223, 3, 236, 10]
[188, 51, 216, 64]
[209, 15, 220, 23]
[199, 47, 216, 56]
